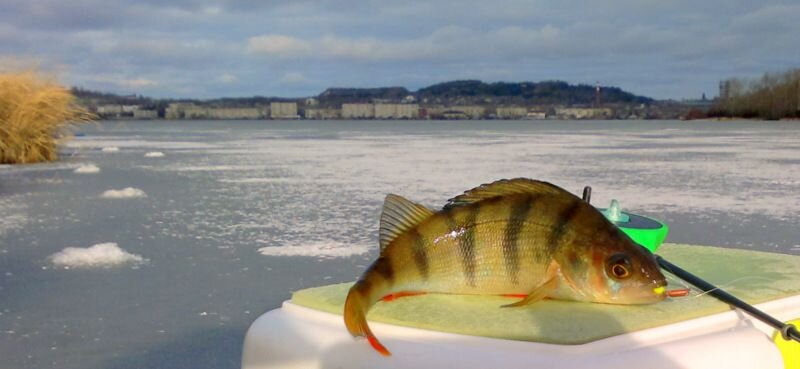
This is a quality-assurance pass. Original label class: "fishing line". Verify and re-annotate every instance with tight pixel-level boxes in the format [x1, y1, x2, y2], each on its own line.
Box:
[687, 276, 777, 300]
[656, 255, 800, 343]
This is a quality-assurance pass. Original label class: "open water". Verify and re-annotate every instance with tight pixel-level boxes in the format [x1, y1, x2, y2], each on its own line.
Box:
[0, 119, 798, 369]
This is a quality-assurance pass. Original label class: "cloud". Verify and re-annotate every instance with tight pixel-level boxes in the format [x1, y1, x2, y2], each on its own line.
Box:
[279, 72, 312, 85]
[217, 73, 238, 84]
[246, 34, 312, 58]
[49, 242, 147, 269]
[85, 75, 159, 90]
[2, 0, 798, 99]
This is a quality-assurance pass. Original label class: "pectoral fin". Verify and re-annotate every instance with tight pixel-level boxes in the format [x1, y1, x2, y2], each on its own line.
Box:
[502, 277, 558, 308]
[502, 260, 561, 308]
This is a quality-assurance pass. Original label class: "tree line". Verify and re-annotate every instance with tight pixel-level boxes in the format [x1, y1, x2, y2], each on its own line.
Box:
[710, 68, 800, 120]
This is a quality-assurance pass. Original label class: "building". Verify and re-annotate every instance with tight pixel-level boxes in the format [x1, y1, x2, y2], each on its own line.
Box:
[304, 108, 341, 120]
[341, 103, 375, 119]
[270, 102, 298, 119]
[132, 108, 158, 119]
[554, 108, 613, 119]
[449, 106, 485, 119]
[207, 107, 264, 120]
[496, 106, 528, 119]
[374, 104, 419, 119]
[95, 104, 123, 118]
[526, 111, 547, 119]
[165, 103, 199, 119]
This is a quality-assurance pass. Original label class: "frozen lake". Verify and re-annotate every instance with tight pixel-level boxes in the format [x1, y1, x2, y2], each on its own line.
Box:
[1, 119, 798, 369]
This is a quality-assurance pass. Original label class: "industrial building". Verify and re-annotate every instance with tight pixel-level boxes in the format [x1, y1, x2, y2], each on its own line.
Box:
[424, 105, 486, 119]
[341, 103, 375, 119]
[270, 102, 298, 119]
[374, 104, 419, 119]
[304, 108, 341, 120]
[554, 108, 613, 119]
[496, 107, 529, 119]
[207, 108, 263, 120]
[132, 108, 158, 119]
[166, 103, 267, 119]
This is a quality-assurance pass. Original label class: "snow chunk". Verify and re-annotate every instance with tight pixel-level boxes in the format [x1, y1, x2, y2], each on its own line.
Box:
[101, 146, 119, 152]
[101, 187, 147, 199]
[258, 241, 370, 259]
[49, 243, 146, 269]
[144, 151, 164, 158]
[74, 164, 100, 174]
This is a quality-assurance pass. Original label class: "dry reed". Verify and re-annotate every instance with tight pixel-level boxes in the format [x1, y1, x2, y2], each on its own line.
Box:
[0, 70, 93, 164]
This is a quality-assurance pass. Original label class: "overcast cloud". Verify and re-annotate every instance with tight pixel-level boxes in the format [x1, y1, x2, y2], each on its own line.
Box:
[1, 0, 797, 99]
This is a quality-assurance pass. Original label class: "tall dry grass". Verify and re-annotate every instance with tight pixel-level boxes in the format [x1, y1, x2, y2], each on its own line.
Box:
[0, 70, 93, 164]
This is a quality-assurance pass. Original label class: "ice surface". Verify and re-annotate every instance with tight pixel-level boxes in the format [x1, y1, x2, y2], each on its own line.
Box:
[48, 243, 146, 269]
[101, 146, 119, 152]
[3, 120, 799, 369]
[101, 187, 147, 198]
[257, 241, 370, 258]
[0, 195, 27, 237]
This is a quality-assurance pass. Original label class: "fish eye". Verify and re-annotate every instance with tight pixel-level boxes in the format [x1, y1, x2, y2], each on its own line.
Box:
[606, 253, 632, 280]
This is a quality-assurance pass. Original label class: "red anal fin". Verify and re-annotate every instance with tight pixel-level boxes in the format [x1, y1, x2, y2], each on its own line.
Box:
[367, 334, 391, 356]
[501, 294, 529, 299]
[381, 291, 426, 302]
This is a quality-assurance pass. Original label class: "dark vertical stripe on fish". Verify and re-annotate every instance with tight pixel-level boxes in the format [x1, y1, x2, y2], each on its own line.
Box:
[410, 229, 429, 280]
[503, 195, 533, 285]
[372, 257, 394, 284]
[460, 206, 479, 287]
[546, 199, 582, 255]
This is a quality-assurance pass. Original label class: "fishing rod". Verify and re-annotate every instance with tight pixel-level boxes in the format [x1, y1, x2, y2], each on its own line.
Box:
[656, 255, 800, 343]
[580, 186, 800, 343]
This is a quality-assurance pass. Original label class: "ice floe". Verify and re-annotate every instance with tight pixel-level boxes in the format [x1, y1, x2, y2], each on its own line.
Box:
[49, 243, 146, 269]
[74, 164, 100, 173]
[101, 187, 147, 199]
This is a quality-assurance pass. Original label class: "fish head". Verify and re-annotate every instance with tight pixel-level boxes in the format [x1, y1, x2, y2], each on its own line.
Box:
[560, 230, 667, 305]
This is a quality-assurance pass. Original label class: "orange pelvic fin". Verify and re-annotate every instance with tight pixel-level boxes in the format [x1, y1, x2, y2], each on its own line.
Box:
[381, 291, 427, 302]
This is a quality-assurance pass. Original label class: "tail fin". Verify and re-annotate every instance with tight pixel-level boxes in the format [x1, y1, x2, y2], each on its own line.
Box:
[344, 283, 391, 356]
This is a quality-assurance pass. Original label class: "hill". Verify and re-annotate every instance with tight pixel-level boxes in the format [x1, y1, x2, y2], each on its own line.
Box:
[416, 80, 651, 105]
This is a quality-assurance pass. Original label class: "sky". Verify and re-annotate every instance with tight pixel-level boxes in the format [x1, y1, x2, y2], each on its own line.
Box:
[1, 0, 798, 100]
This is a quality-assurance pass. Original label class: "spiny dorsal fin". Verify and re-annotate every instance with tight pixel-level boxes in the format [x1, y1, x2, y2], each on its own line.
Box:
[444, 178, 572, 209]
[380, 194, 434, 251]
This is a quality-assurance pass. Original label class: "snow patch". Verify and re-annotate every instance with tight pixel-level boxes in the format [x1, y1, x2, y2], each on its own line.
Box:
[145, 151, 164, 157]
[74, 164, 100, 174]
[101, 146, 119, 152]
[49, 243, 146, 269]
[258, 241, 371, 258]
[101, 187, 147, 199]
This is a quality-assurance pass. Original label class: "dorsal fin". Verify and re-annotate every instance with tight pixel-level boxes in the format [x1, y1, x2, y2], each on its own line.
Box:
[379, 194, 434, 250]
[444, 178, 572, 209]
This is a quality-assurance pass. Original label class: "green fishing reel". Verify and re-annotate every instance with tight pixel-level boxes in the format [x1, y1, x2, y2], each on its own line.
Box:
[581, 186, 669, 253]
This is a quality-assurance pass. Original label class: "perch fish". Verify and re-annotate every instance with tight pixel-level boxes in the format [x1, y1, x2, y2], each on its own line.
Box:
[344, 178, 667, 355]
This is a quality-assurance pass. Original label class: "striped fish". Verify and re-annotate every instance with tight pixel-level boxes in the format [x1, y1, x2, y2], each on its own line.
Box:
[344, 178, 667, 356]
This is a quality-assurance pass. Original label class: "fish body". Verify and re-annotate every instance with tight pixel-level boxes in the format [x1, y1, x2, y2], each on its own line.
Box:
[344, 179, 667, 355]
